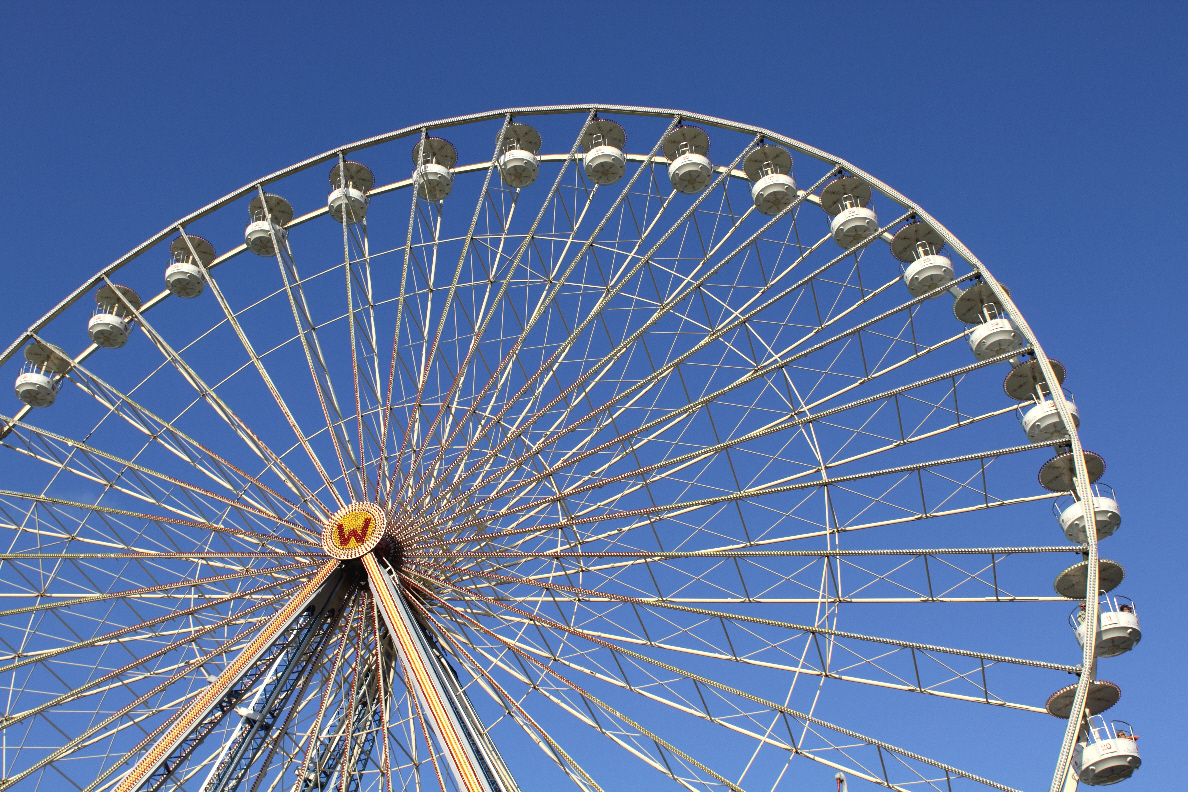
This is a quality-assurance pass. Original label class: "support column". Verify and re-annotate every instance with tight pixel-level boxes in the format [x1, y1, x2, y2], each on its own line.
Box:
[115, 560, 341, 792]
[1061, 761, 1081, 792]
[364, 554, 509, 792]
[200, 571, 350, 792]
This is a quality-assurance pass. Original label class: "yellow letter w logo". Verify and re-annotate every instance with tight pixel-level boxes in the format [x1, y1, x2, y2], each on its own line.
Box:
[335, 515, 372, 549]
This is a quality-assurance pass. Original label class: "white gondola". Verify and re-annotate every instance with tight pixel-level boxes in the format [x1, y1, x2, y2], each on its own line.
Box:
[581, 118, 627, 186]
[497, 123, 541, 188]
[88, 284, 141, 349]
[1073, 717, 1141, 786]
[953, 282, 1024, 361]
[164, 235, 215, 299]
[14, 365, 57, 407]
[1004, 357, 1079, 442]
[245, 193, 293, 257]
[821, 176, 878, 248]
[329, 161, 375, 222]
[663, 126, 713, 195]
[411, 138, 456, 201]
[891, 222, 954, 297]
[1054, 482, 1122, 543]
[1003, 355, 1076, 444]
[1072, 594, 1140, 658]
[1018, 385, 1079, 442]
[14, 341, 70, 407]
[967, 308, 1021, 360]
[743, 144, 796, 216]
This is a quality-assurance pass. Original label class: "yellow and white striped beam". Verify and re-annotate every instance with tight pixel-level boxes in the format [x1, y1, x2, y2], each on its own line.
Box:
[114, 560, 340, 792]
[364, 554, 489, 792]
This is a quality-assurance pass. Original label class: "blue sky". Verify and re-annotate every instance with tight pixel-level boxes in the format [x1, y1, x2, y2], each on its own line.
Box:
[0, 2, 1184, 790]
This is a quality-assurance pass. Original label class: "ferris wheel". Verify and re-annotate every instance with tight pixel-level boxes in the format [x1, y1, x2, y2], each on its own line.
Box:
[0, 105, 1142, 792]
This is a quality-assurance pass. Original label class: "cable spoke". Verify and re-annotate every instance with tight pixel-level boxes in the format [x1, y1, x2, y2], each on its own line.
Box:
[99, 268, 320, 526]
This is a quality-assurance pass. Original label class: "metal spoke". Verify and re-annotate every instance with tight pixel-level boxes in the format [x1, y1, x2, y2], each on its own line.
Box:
[414, 567, 1063, 713]
[397, 113, 595, 529]
[0, 486, 316, 549]
[197, 236, 340, 514]
[420, 439, 1062, 547]
[408, 135, 772, 528]
[99, 266, 319, 527]
[261, 188, 360, 506]
[385, 115, 513, 515]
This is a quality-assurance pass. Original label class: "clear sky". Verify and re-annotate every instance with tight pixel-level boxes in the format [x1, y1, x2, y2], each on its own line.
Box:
[0, 3, 1183, 791]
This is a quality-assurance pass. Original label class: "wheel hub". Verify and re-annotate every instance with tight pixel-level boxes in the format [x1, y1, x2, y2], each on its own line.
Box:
[321, 502, 387, 560]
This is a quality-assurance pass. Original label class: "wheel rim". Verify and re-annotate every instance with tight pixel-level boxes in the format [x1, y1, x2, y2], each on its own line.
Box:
[0, 106, 1112, 792]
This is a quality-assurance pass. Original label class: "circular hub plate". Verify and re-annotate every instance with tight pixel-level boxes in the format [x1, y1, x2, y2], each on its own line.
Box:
[890, 221, 945, 262]
[742, 144, 792, 181]
[169, 235, 216, 265]
[24, 340, 72, 373]
[411, 138, 458, 169]
[498, 123, 542, 155]
[330, 161, 376, 191]
[820, 176, 872, 215]
[1039, 449, 1105, 492]
[322, 502, 387, 560]
[1045, 680, 1121, 718]
[248, 194, 294, 226]
[95, 284, 142, 315]
[953, 281, 1010, 324]
[662, 126, 710, 159]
